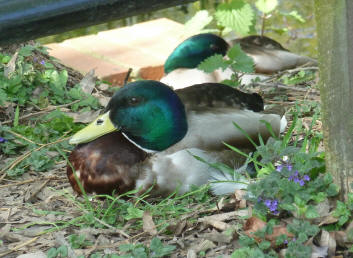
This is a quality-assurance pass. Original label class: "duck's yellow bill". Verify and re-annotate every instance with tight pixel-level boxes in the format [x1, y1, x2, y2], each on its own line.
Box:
[69, 111, 118, 144]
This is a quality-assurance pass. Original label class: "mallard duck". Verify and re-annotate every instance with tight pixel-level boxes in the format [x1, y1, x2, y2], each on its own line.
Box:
[160, 33, 317, 89]
[67, 80, 285, 196]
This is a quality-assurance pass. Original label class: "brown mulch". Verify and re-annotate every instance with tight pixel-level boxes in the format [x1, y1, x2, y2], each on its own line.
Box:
[0, 49, 331, 257]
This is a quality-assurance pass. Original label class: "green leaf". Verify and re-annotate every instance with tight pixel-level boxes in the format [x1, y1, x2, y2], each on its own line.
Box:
[19, 45, 36, 57]
[258, 240, 271, 250]
[13, 105, 20, 127]
[150, 237, 176, 258]
[305, 205, 319, 219]
[184, 10, 213, 35]
[125, 206, 144, 220]
[255, 0, 278, 14]
[198, 54, 230, 73]
[285, 10, 305, 23]
[215, 0, 255, 36]
[227, 44, 254, 73]
[0, 89, 7, 105]
[46, 247, 59, 258]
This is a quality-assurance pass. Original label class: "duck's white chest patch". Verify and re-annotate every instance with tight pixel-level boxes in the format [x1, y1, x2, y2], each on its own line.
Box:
[135, 148, 218, 196]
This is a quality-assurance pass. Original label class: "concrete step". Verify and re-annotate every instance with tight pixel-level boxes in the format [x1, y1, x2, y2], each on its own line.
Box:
[45, 18, 188, 86]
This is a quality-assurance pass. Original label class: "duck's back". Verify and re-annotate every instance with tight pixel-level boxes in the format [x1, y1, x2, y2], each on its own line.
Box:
[167, 83, 282, 153]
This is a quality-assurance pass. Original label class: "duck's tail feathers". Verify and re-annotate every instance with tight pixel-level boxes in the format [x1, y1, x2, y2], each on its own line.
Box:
[280, 115, 287, 133]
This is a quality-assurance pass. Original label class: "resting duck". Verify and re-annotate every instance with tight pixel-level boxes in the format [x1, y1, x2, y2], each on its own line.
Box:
[67, 80, 285, 196]
[160, 33, 317, 89]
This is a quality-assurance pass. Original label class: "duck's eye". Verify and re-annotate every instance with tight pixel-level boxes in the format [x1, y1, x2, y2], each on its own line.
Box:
[96, 119, 104, 125]
[128, 97, 141, 106]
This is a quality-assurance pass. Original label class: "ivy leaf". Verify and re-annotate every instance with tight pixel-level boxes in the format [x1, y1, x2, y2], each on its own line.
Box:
[215, 0, 255, 36]
[255, 0, 278, 14]
[198, 54, 230, 73]
[227, 44, 254, 73]
[184, 10, 213, 35]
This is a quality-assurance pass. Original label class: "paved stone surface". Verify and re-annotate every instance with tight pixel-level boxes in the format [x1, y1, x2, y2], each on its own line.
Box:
[45, 18, 187, 86]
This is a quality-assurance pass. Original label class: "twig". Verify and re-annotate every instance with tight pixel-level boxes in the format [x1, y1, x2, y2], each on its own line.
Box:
[91, 216, 130, 238]
[0, 178, 36, 189]
[0, 134, 71, 180]
[1, 100, 80, 125]
[123, 68, 133, 86]
[0, 236, 39, 257]
[5, 129, 44, 146]
[271, 66, 319, 79]
[254, 81, 320, 94]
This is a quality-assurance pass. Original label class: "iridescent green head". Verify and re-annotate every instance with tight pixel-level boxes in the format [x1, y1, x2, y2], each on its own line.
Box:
[164, 33, 229, 74]
[106, 81, 188, 151]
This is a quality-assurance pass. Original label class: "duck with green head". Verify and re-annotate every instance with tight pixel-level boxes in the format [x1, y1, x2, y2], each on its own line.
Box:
[67, 80, 285, 196]
[160, 33, 317, 89]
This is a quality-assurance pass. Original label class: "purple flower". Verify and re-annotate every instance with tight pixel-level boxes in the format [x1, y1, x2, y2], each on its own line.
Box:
[263, 199, 279, 215]
[288, 170, 310, 186]
[40, 60, 45, 65]
[276, 164, 293, 172]
[284, 240, 288, 245]
[276, 165, 284, 172]
[303, 175, 310, 181]
[0, 137, 7, 143]
[264, 200, 270, 206]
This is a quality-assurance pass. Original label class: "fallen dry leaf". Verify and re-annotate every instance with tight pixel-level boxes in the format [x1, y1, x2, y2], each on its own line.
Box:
[318, 213, 339, 226]
[202, 229, 234, 244]
[4, 51, 18, 78]
[198, 211, 247, 231]
[335, 231, 353, 248]
[244, 217, 294, 246]
[79, 69, 96, 94]
[192, 239, 216, 253]
[234, 189, 247, 209]
[65, 110, 101, 123]
[319, 230, 336, 257]
[310, 244, 328, 258]
[143, 211, 157, 236]
[167, 219, 188, 236]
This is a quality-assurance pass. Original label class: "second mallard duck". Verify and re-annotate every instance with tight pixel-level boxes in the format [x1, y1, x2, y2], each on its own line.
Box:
[67, 81, 285, 196]
[160, 33, 317, 89]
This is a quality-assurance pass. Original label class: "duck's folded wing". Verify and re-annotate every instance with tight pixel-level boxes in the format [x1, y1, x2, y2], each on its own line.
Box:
[167, 108, 282, 153]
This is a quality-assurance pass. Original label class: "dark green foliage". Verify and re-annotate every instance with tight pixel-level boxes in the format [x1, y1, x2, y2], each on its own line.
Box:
[0, 45, 100, 177]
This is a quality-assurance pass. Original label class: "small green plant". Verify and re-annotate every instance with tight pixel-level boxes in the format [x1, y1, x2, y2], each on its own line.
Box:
[198, 44, 255, 87]
[0, 45, 101, 177]
[68, 234, 93, 249]
[332, 193, 353, 226]
[118, 238, 176, 258]
[219, 105, 343, 257]
[47, 245, 68, 258]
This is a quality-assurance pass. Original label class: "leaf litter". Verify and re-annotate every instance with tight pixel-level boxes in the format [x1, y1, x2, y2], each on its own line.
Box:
[0, 43, 351, 258]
